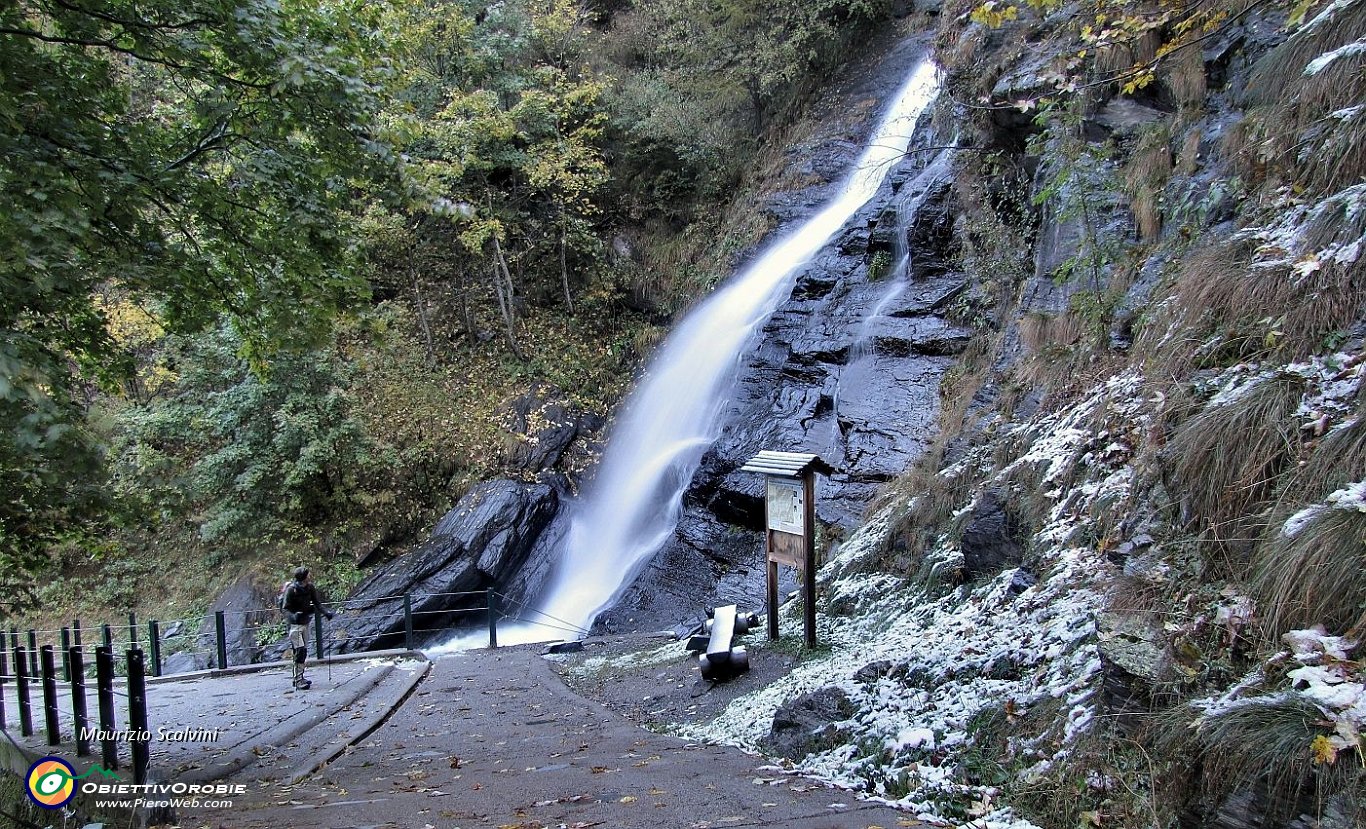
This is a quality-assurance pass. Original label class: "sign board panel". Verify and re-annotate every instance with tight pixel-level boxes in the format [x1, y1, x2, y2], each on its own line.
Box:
[766, 478, 805, 535]
[768, 531, 805, 569]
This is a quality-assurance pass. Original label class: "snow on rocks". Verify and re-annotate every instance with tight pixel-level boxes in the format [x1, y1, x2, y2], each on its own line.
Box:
[677, 373, 1159, 824]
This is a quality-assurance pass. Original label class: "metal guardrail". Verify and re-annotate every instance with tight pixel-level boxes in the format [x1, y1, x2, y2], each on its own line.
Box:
[0, 641, 152, 783]
[0, 588, 592, 683]
[0, 588, 593, 787]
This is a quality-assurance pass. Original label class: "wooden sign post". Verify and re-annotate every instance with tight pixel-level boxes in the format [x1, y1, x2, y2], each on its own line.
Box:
[740, 451, 833, 648]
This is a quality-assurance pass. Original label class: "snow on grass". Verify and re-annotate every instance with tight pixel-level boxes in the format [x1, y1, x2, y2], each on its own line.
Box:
[1245, 184, 1366, 280]
[677, 373, 1155, 824]
[1193, 627, 1364, 763]
[1305, 37, 1366, 75]
[562, 640, 689, 677]
[1327, 481, 1366, 512]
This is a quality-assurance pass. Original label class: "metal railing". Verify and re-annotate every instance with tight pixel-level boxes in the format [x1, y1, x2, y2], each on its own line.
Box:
[0, 640, 152, 784]
[0, 588, 592, 682]
[0, 588, 591, 788]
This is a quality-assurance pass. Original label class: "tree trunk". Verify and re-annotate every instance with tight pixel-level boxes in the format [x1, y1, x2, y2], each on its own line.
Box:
[559, 211, 574, 315]
[490, 234, 524, 360]
[408, 248, 437, 366]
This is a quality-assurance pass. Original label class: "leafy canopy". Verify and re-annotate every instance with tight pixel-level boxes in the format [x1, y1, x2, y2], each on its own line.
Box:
[0, 0, 403, 603]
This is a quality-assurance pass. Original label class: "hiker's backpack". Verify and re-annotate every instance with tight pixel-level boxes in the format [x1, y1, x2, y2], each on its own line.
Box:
[277, 581, 294, 614]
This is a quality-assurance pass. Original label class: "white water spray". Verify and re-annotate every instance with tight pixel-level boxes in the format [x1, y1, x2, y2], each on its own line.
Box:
[455, 58, 941, 648]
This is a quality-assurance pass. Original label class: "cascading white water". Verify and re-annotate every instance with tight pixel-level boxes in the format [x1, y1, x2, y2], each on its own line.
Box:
[466, 58, 941, 647]
[843, 148, 955, 372]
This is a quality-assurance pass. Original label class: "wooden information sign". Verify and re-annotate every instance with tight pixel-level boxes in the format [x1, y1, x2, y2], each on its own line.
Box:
[740, 451, 833, 648]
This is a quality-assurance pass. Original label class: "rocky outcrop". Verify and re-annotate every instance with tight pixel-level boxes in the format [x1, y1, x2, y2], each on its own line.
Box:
[338, 479, 558, 652]
[501, 383, 605, 481]
[763, 686, 858, 760]
[598, 118, 973, 631]
[959, 490, 1025, 581]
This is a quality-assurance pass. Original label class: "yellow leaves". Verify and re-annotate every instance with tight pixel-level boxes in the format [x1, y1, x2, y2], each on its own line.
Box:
[969, 1, 1019, 28]
[1311, 734, 1339, 765]
[1120, 68, 1155, 95]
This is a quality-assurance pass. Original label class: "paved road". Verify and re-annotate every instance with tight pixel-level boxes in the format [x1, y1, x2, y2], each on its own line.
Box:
[192, 646, 921, 829]
[1, 652, 426, 783]
[4, 645, 923, 828]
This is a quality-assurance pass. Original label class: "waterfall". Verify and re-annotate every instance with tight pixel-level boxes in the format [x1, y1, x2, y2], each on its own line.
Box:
[456, 57, 941, 648]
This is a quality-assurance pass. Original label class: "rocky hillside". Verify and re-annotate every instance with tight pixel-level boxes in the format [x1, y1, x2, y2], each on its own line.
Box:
[328, 0, 1363, 824]
[634, 0, 1366, 827]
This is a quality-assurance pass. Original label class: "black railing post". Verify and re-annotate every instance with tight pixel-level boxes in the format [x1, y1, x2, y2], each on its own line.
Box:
[72, 618, 82, 651]
[403, 594, 413, 651]
[15, 645, 32, 737]
[487, 590, 498, 649]
[0, 646, 7, 731]
[95, 646, 118, 771]
[215, 610, 227, 669]
[70, 647, 90, 757]
[101, 623, 113, 650]
[26, 629, 37, 675]
[40, 646, 60, 745]
[127, 649, 149, 785]
[148, 621, 162, 677]
[127, 612, 138, 649]
[60, 627, 71, 681]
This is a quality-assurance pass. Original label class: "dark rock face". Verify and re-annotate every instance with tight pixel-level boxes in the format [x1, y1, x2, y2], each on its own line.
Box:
[501, 382, 605, 479]
[338, 479, 558, 652]
[959, 490, 1025, 580]
[764, 686, 858, 760]
[600, 128, 973, 631]
[179, 576, 274, 669]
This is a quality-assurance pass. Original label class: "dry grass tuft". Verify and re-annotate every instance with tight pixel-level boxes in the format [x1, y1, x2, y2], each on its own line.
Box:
[1019, 310, 1084, 356]
[1139, 230, 1366, 376]
[1176, 128, 1202, 176]
[1165, 373, 1305, 556]
[1157, 696, 1361, 826]
[1280, 409, 1366, 505]
[1123, 126, 1173, 240]
[1237, 0, 1366, 193]
[1095, 29, 1162, 77]
[1163, 41, 1207, 111]
[1252, 504, 1366, 638]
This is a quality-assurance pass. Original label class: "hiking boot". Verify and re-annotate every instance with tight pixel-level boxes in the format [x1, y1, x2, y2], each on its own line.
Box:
[293, 677, 312, 690]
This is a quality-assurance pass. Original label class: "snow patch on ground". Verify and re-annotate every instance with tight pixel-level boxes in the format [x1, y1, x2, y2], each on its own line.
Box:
[678, 373, 1159, 824]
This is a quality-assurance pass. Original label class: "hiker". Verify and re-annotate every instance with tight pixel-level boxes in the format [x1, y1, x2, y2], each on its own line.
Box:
[280, 567, 335, 690]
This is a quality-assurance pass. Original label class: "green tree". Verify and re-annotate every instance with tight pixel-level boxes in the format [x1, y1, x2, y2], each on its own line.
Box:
[0, 0, 402, 604]
[373, 0, 612, 355]
[114, 325, 379, 549]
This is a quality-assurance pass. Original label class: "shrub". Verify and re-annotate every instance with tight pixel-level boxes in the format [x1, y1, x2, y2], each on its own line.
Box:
[1253, 502, 1366, 639]
[1165, 373, 1304, 559]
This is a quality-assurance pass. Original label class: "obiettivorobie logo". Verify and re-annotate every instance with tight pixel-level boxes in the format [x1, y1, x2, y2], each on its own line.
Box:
[26, 757, 119, 809]
[26, 758, 244, 811]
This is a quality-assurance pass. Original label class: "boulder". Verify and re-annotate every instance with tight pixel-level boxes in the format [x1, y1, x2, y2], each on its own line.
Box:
[337, 479, 558, 652]
[959, 490, 1025, 580]
[185, 576, 275, 668]
[764, 687, 858, 760]
[1096, 612, 1171, 733]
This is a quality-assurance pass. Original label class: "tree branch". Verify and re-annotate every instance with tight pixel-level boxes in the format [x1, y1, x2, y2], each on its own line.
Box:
[42, 0, 217, 33]
[0, 25, 273, 90]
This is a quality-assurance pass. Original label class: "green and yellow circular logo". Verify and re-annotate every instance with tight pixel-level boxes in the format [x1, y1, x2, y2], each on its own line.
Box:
[26, 757, 76, 809]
